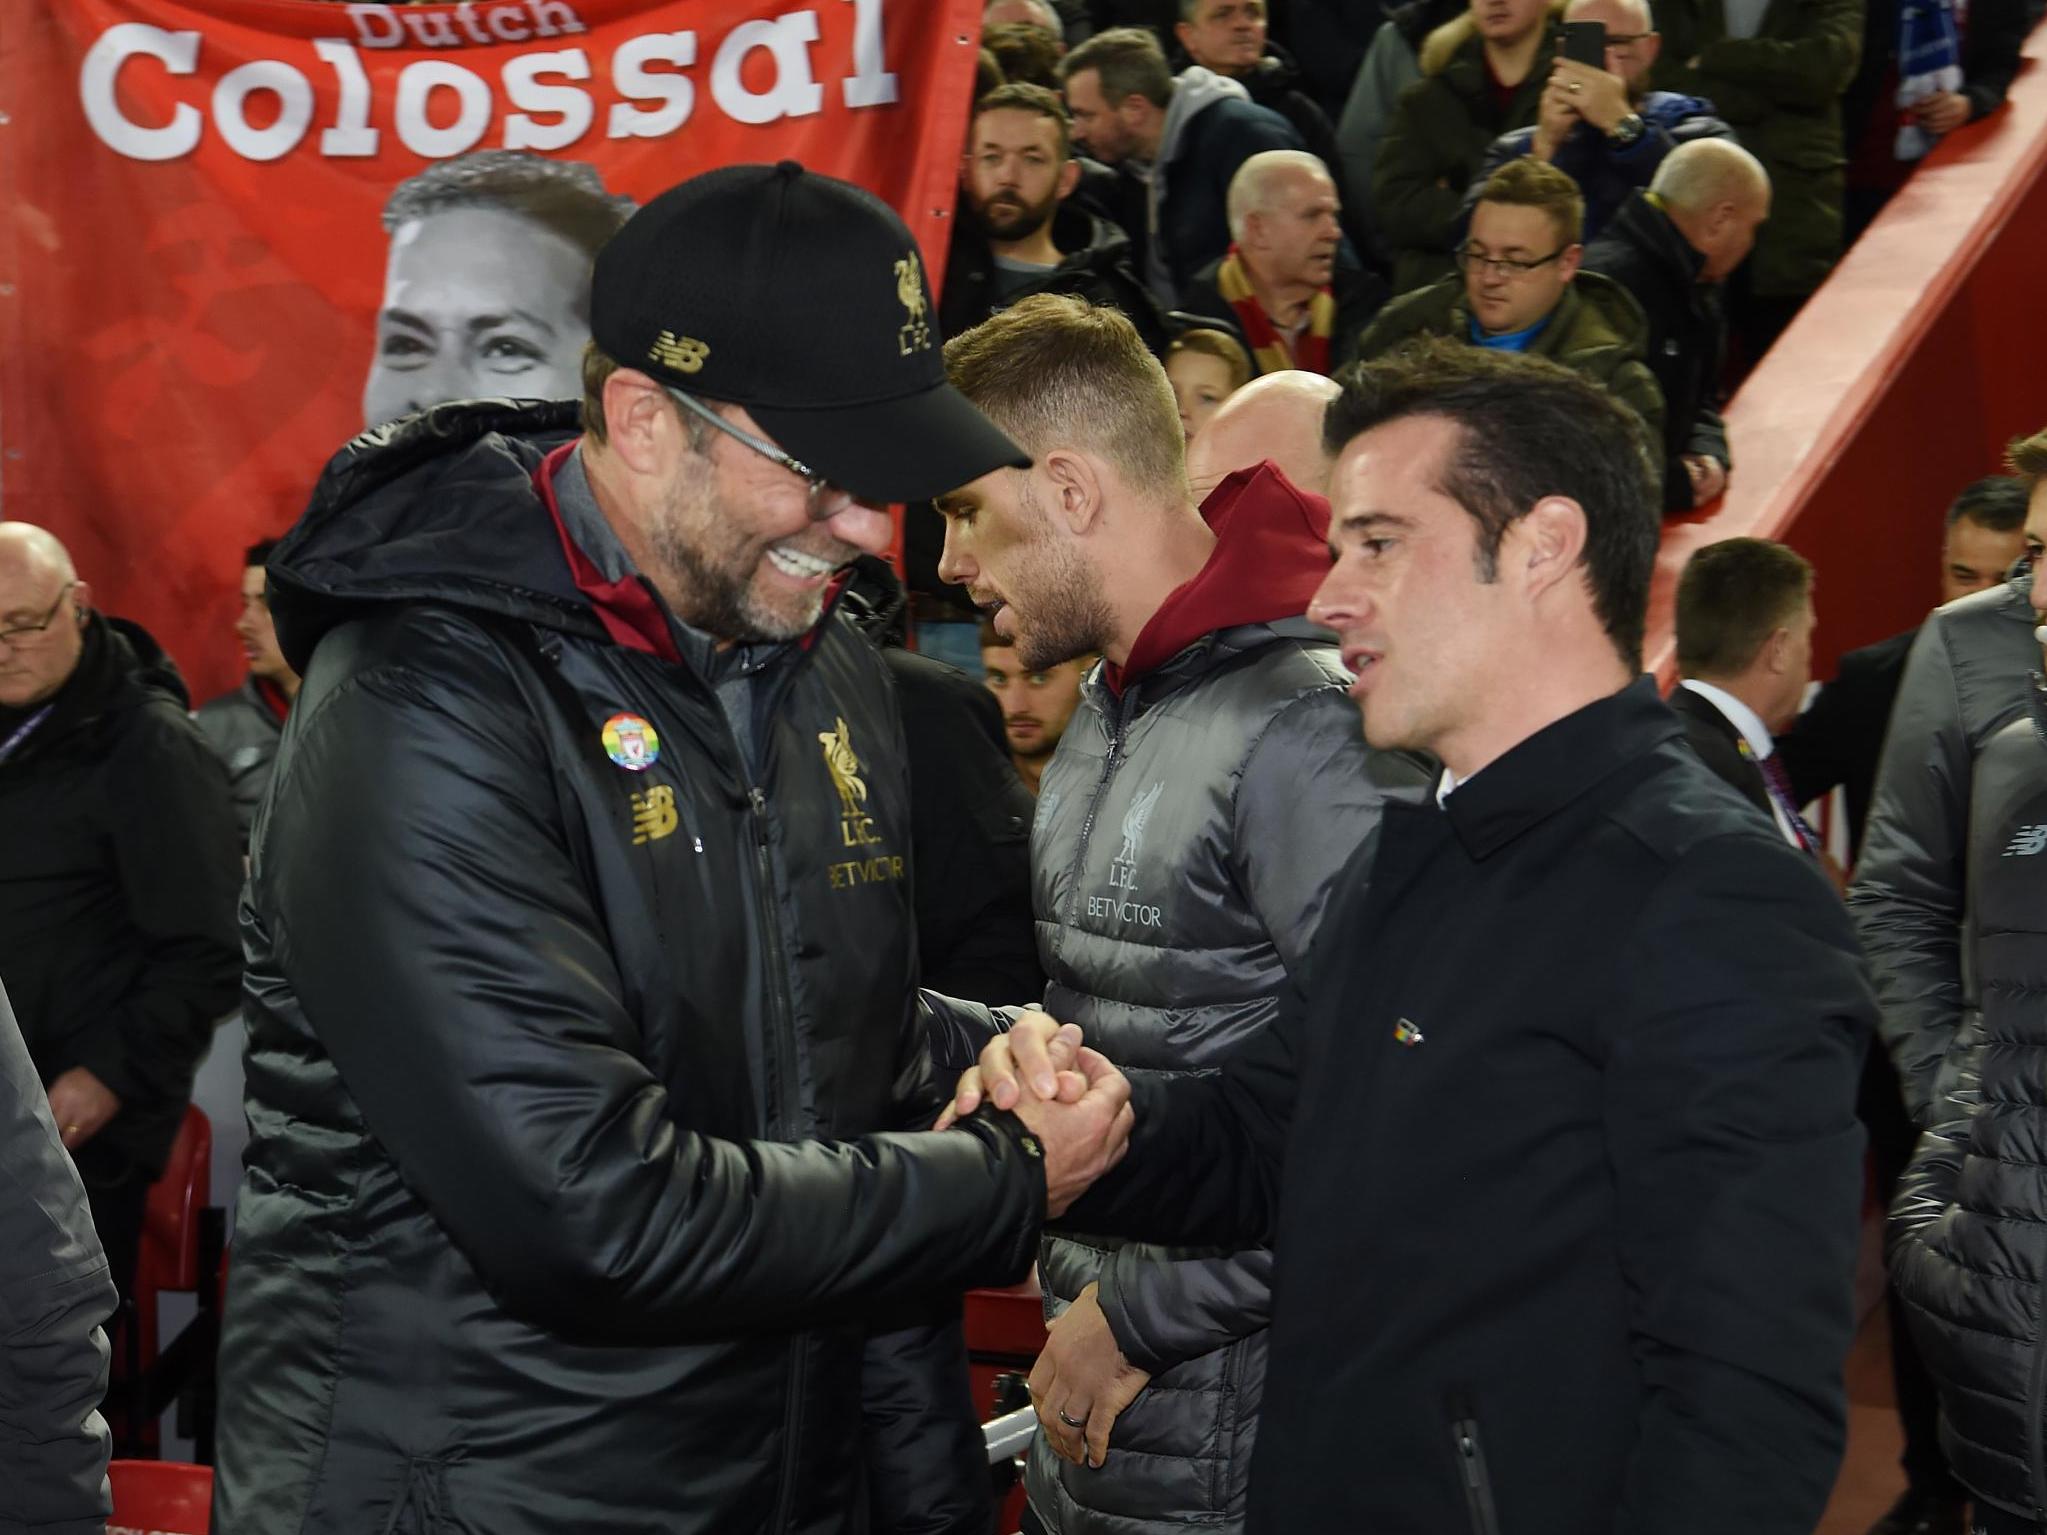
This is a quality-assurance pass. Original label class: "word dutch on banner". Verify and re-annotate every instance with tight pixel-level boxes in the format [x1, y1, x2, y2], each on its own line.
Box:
[0, 0, 980, 700]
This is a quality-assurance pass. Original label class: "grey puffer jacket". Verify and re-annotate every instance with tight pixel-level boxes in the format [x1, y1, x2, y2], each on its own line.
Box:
[1889, 674, 2047, 1521]
[1850, 572, 2040, 1124]
[195, 677, 284, 851]
[926, 467, 1431, 1535]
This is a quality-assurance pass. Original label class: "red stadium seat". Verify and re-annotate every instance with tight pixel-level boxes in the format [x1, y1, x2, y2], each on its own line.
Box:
[114, 1107, 225, 1459]
[108, 1459, 213, 1535]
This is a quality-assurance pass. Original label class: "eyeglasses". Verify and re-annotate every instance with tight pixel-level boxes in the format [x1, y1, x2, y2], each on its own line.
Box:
[0, 582, 76, 648]
[1455, 246, 1569, 278]
[1603, 30, 1651, 45]
[665, 387, 854, 520]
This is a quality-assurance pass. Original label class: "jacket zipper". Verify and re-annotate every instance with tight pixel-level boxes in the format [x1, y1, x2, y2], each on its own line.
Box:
[1450, 1417, 1504, 1535]
[747, 781, 809, 1535]
[1060, 688, 1139, 935]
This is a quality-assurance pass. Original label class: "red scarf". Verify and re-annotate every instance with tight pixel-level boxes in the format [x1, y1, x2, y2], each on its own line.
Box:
[1216, 246, 1335, 375]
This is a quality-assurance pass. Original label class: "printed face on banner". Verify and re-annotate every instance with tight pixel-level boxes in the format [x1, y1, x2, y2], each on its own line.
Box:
[5, 0, 967, 706]
[363, 205, 593, 427]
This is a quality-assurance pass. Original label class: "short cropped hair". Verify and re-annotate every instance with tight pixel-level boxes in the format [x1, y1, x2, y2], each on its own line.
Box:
[975, 81, 1073, 159]
[985, 22, 1064, 89]
[2007, 428, 2047, 491]
[1675, 537, 1814, 677]
[244, 538, 279, 569]
[1324, 339, 1659, 667]
[382, 151, 635, 305]
[1473, 156, 1585, 248]
[1165, 328, 1253, 393]
[1059, 28, 1174, 109]
[1947, 475, 2029, 532]
[946, 295, 1185, 503]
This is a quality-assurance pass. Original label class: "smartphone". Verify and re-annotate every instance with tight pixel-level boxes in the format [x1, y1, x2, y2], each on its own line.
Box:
[1559, 19, 1607, 65]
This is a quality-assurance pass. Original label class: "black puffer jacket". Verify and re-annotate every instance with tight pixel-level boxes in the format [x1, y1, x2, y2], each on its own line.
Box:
[1891, 675, 2047, 1521]
[213, 402, 1046, 1534]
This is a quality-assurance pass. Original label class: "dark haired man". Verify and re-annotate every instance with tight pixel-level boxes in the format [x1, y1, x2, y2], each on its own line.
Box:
[942, 82, 1168, 351]
[951, 339, 1874, 1532]
[362, 149, 635, 427]
[1670, 537, 1818, 849]
[1059, 27, 1303, 306]
[197, 538, 300, 851]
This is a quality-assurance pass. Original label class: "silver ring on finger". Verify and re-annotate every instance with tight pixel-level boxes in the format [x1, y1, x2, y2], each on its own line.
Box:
[1057, 1409, 1087, 1429]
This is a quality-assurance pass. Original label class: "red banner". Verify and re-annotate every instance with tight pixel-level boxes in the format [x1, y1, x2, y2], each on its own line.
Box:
[0, 0, 977, 700]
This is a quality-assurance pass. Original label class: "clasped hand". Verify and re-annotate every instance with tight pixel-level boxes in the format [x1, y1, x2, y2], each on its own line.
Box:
[935, 1010, 1133, 1218]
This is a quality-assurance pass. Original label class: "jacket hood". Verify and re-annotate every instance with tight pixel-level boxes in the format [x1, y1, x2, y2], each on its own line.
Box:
[1157, 67, 1251, 170]
[265, 400, 601, 676]
[1104, 461, 1331, 694]
[1601, 191, 1709, 285]
[1051, 202, 1136, 270]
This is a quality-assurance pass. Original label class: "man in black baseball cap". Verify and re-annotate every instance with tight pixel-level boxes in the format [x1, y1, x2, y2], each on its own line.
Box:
[213, 163, 1106, 1534]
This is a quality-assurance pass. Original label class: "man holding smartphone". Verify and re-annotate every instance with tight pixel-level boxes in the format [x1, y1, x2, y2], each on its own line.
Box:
[1465, 0, 1733, 242]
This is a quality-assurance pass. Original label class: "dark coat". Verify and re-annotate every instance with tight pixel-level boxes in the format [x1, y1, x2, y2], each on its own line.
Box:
[0, 979, 118, 1535]
[1582, 191, 1732, 511]
[839, 556, 1043, 1009]
[0, 616, 240, 1186]
[1159, 82, 1304, 305]
[214, 402, 1045, 1534]
[1667, 682, 1775, 817]
[1374, 24, 1551, 294]
[1776, 625, 1917, 856]
[1055, 678, 1872, 1532]
[1178, 255, 1388, 373]
[1843, 0, 2028, 155]
[1848, 576, 2039, 1124]
[1352, 269, 1667, 446]
[1890, 679, 2047, 1520]
[194, 677, 285, 851]
[941, 198, 1171, 354]
[1651, 0, 1863, 298]
[1470, 91, 1735, 243]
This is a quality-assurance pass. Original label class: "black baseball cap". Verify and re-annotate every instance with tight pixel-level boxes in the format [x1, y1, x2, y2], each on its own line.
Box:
[589, 161, 1030, 504]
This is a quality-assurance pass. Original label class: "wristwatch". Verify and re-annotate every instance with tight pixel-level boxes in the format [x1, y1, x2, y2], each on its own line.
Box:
[1608, 113, 1647, 148]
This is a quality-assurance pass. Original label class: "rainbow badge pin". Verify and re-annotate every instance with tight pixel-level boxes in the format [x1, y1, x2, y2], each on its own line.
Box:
[601, 713, 661, 772]
[1393, 1018, 1426, 1048]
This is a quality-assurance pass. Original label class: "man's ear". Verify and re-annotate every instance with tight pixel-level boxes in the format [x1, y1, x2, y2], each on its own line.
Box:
[1761, 624, 1793, 675]
[1516, 495, 1589, 602]
[71, 580, 93, 621]
[600, 369, 683, 476]
[1040, 449, 1108, 536]
[1056, 158, 1082, 201]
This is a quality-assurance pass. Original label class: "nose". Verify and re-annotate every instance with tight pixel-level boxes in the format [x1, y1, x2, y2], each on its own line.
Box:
[937, 519, 974, 587]
[1307, 561, 1363, 630]
[825, 502, 895, 558]
[2030, 559, 2047, 618]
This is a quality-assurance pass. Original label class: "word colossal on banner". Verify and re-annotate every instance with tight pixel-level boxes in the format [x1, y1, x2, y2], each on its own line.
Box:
[0, 0, 979, 700]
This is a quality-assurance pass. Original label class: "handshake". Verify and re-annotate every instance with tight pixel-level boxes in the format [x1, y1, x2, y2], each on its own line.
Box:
[935, 1011, 1136, 1218]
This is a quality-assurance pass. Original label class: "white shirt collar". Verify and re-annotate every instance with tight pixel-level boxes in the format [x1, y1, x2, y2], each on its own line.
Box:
[1680, 678, 1775, 760]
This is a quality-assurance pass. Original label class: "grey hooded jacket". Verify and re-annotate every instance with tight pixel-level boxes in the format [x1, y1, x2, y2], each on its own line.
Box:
[1889, 676, 2047, 1520]
[1850, 573, 2039, 1124]
[926, 467, 1429, 1535]
[0, 979, 117, 1535]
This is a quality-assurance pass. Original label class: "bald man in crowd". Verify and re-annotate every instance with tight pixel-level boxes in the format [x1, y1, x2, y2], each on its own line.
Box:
[0, 524, 240, 1334]
[1584, 139, 1771, 510]
[1179, 151, 1386, 374]
[1186, 368, 1342, 500]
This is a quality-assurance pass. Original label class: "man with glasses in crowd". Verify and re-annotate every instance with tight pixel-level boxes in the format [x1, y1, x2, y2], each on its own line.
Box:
[212, 163, 1099, 1534]
[1355, 157, 1664, 447]
[0, 523, 241, 1360]
[1465, 0, 1732, 244]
